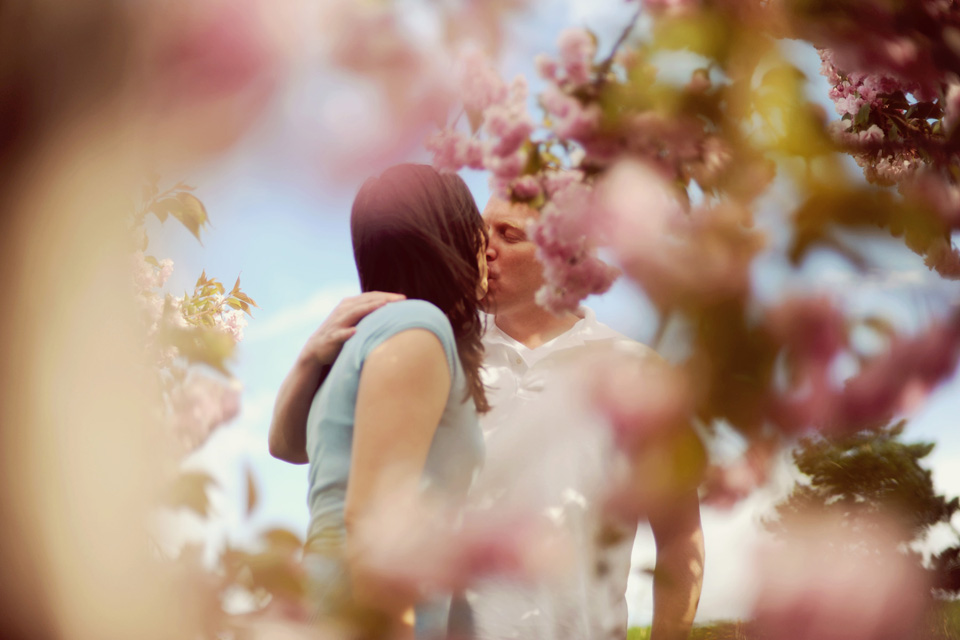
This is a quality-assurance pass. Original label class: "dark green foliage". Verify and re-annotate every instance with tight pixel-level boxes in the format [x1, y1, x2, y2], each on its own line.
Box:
[767, 421, 959, 548]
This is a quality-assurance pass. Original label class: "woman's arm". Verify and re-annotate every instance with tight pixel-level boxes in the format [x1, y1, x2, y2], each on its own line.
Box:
[268, 292, 404, 463]
[343, 328, 451, 622]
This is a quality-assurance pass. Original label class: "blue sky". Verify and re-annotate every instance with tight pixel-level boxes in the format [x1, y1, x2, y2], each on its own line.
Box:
[149, 0, 960, 624]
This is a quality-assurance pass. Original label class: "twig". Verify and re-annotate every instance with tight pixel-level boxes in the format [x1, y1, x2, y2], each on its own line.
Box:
[596, 3, 644, 77]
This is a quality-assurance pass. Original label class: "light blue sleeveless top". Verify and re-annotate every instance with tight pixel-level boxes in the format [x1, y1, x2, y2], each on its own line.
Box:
[304, 299, 484, 637]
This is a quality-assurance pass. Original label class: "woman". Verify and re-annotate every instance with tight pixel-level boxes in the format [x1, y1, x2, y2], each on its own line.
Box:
[301, 164, 489, 638]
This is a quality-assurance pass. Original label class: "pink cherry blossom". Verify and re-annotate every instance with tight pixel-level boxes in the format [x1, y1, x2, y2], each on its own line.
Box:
[528, 179, 619, 313]
[751, 513, 931, 640]
[589, 352, 692, 453]
[542, 169, 586, 197]
[457, 48, 508, 115]
[839, 314, 960, 426]
[352, 488, 572, 596]
[217, 308, 248, 343]
[169, 374, 241, 454]
[133, 252, 175, 292]
[483, 99, 534, 158]
[596, 159, 684, 256]
[426, 129, 485, 172]
[766, 297, 848, 370]
[556, 28, 596, 86]
[508, 175, 543, 200]
[540, 86, 602, 142]
[770, 310, 960, 434]
[533, 53, 558, 81]
[700, 441, 775, 509]
[596, 160, 764, 307]
[143, 0, 280, 157]
[484, 147, 528, 182]
[642, 0, 700, 18]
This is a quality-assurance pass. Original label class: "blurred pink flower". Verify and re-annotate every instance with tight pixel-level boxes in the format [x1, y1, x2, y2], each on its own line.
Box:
[771, 311, 960, 434]
[509, 175, 543, 200]
[540, 86, 602, 142]
[217, 307, 248, 343]
[542, 169, 586, 197]
[643, 0, 700, 18]
[133, 253, 175, 293]
[426, 129, 485, 172]
[353, 490, 571, 596]
[901, 171, 960, 230]
[169, 374, 241, 454]
[144, 0, 280, 157]
[534, 53, 558, 81]
[752, 513, 931, 640]
[458, 48, 509, 115]
[485, 148, 528, 182]
[589, 352, 692, 453]
[838, 315, 960, 427]
[313, 0, 456, 178]
[799, 5, 945, 97]
[700, 441, 775, 509]
[598, 160, 762, 307]
[528, 179, 619, 313]
[482, 78, 534, 157]
[557, 28, 596, 86]
[766, 297, 847, 370]
[925, 238, 960, 278]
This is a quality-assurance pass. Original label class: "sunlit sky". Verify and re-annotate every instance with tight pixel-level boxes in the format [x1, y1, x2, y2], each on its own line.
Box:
[148, 0, 960, 624]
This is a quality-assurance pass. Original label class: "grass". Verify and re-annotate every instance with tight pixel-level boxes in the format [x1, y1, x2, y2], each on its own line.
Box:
[626, 602, 960, 640]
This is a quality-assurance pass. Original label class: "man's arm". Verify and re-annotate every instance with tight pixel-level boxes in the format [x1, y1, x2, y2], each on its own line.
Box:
[648, 489, 704, 640]
[268, 292, 404, 463]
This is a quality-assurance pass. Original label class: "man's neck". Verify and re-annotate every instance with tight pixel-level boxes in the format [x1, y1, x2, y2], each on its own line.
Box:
[493, 305, 581, 349]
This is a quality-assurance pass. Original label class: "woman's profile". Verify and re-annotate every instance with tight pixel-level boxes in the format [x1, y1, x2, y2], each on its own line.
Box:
[302, 163, 489, 638]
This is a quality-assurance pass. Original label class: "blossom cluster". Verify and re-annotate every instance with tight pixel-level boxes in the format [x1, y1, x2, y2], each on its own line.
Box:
[527, 177, 619, 313]
[807, 2, 960, 279]
[427, 48, 535, 198]
[131, 185, 255, 460]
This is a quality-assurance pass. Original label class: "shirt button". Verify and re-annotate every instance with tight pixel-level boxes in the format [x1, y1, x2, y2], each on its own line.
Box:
[515, 357, 522, 365]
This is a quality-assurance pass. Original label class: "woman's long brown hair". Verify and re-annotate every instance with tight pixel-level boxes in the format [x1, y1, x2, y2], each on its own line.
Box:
[350, 164, 489, 413]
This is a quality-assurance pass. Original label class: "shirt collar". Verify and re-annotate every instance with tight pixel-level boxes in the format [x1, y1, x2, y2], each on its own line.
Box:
[482, 306, 597, 353]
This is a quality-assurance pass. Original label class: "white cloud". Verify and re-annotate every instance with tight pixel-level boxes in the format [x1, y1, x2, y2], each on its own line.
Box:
[245, 283, 358, 343]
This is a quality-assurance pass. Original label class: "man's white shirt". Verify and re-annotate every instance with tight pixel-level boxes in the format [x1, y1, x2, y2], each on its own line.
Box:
[470, 308, 657, 640]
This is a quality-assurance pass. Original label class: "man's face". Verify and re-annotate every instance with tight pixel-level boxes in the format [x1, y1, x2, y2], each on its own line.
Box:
[481, 199, 544, 315]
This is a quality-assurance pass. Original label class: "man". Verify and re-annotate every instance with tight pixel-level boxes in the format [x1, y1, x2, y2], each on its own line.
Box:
[269, 198, 704, 640]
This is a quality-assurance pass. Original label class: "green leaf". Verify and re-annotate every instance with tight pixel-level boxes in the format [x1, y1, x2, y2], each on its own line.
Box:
[144, 255, 160, 268]
[162, 471, 218, 518]
[233, 292, 259, 308]
[148, 197, 180, 223]
[854, 102, 871, 128]
[171, 192, 209, 244]
[161, 325, 236, 375]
